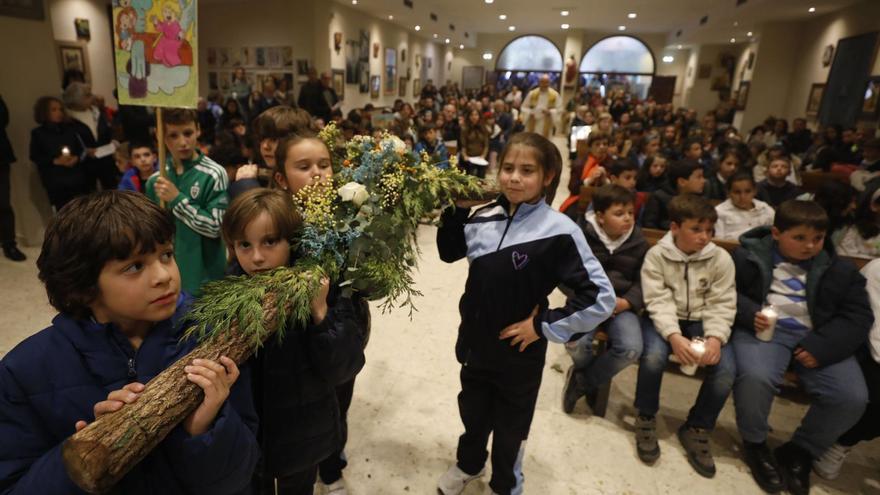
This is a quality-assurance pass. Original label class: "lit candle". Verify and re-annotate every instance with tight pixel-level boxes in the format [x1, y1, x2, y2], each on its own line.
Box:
[680, 337, 707, 376]
[61, 146, 71, 156]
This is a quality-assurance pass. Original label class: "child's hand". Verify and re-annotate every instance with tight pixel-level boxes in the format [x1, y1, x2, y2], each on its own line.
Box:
[754, 312, 771, 333]
[310, 278, 330, 324]
[183, 356, 239, 436]
[701, 337, 722, 366]
[793, 347, 819, 368]
[499, 305, 540, 352]
[75, 382, 146, 432]
[236, 163, 258, 180]
[613, 297, 631, 315]
[154, 177, 180, 202]
[669, 334, 699, 366]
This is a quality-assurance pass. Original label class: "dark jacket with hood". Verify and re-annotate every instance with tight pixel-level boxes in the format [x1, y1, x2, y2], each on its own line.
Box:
[641, 182, 677, 229]
[0, 295, 259, 494]
[733, 226, 873, 365]
[228, 260, 365, 478]
[582, 213, 648, 314]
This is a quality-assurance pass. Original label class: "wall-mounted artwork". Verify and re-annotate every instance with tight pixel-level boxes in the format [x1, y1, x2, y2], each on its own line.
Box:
[806, 83, 826, 116]
[296, 59, 310, 75]
[58, 41, 90, 83]
[255, 47, 267, 67]
[384, 48, 397, 96]
[74, 18, 90, 40]
[373, 42, 379, 59]
[861, 77, 880, 120]
[401, 48, 406, 63]
[822, 44, 834, 67]
[333, 69, 345, 100]
[334, 32, 343, 54]
[398, 76, 407, 97]
[370, 75, 380, 99]
[412, 78, 421, 98]
[735, 81, 750, 110]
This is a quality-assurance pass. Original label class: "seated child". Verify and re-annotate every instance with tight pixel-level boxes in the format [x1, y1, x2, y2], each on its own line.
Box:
[642, 159, 706, 229]
[812, 258, 880, 480]
[118, 140, 157, 193]
[756, 156, 802, 208]
[146, 108, 229, 295]
[835, 181, 880, 259]
[754, 144, 803, 186]
[703, 149, 741, 202]
[414, 122, 451, 169]
[635, 154, 668, 193]
[713, 173, 775, 241]
[730, 200, 870, 494]
[0, 191, 259, 493]
[559, 132, 610, 216]
[562, 185, 648, 414]
[222, 188, 365, 494]
[636, 194, 737, 478]
[606, 159, 647, 220]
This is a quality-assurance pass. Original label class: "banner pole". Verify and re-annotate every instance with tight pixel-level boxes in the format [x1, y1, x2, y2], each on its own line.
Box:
[156, 107, 166, 208]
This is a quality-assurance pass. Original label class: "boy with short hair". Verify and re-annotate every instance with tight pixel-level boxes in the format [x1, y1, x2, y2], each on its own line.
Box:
[731, 200, 870, 495]
[636, 194, 737, 478]
[146, 108, 229, 295]
[119, 141, 157, 193]
[756, 156, 801, 208]
[563, 185, 648, 415]
[642, 159, 706, 229]
[607, 159, 648, 220]
[414, 122, 450, 169]
[0, 191, 259, 493]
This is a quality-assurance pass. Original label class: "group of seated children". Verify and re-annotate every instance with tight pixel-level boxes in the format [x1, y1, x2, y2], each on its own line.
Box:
[560, 184, 877, 495]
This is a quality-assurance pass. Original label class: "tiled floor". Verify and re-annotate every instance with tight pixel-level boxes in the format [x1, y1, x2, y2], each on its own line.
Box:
[1, 138, 878, 494]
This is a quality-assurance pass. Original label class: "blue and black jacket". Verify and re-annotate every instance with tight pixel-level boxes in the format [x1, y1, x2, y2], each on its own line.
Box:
[438, 195, 616, 370]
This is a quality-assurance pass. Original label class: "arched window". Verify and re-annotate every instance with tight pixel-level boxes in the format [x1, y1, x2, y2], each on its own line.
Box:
[492, 35, 563, 91]
[579, 35, 655, 100]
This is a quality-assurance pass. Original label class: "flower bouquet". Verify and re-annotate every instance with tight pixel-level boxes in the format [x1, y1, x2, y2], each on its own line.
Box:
[61, 123, 486, 493]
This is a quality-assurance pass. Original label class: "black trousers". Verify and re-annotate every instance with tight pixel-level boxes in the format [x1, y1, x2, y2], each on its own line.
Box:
[0, 162, 14, 245]
[254, 465, 318, 495]
[456, 363, 543, 495]
[839, 350, 880, 447]
[317, 378, 355, 484]
[84, 156, 120, 191]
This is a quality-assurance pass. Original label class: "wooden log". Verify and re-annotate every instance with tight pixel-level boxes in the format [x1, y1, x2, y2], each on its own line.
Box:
[61, 293, 281, 494]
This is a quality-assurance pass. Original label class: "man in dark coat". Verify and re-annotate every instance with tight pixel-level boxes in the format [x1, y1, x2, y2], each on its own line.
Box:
[0, 95, 24, 261]
[297, 71, 338, 122]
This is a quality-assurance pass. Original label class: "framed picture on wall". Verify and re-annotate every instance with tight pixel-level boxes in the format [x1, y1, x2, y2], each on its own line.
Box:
[806, 83, 826, 117]
[412, 78, 421, 98]
[384, 48, 397, 96]
[736, 81, 750, 110]
[74, 18, 90, 40]
[861, 77, 880, 120]
[57, 41, 90, 83]
[398, 77, 407, 97]
[332, 69, 345, 100]
[370, 75, 380, 99]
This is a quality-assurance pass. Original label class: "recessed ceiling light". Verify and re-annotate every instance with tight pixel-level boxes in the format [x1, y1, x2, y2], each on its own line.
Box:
[627, 12, 637, 19]
[388, 15, 393, 20]
[351, 0, 357, 4]
[733, 21, 739, 26]
[618, 25, 626, 31]
[484, 0, 493, 3]
[561, 10, 569, 16]
[677, 44, 683, 49]
[445, 38, 450, 44]
[730, 37, 736, 43]
[482, 52, 493, 60]
[459, 44, 464, 49]
[808, 6, 816, 13]
[498, 14, 507, 20]
[561, 23, 569, 29]
[747, 31, 753, 36]
[508, 25, 516, 31]
[414, 25, 421, 31]
[662, 55, 674, 63]
[433, 33, 438, 38]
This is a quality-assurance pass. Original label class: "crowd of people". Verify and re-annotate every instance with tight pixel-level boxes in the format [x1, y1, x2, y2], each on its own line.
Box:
[1, 66, 879, 495]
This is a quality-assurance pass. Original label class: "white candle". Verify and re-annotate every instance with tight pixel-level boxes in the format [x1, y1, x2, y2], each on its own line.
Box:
[680, 337, 707, 376]
[757, 305, 778, 342]
[61, 146, 71, 156]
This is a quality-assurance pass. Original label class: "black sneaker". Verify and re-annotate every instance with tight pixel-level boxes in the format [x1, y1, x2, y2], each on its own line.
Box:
[635, 415, 660, 464]
[2, 244, 25, 262]
[561, 365, 584, 414]
[677, 424, 716, 478]
[775, 442, 812, 495]
[743, 441, 784, 493]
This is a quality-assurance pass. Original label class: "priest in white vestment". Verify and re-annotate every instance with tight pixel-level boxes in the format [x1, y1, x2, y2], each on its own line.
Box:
[521, 75, 561, 138]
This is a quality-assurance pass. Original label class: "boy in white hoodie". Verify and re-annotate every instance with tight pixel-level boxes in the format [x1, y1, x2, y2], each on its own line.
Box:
[635, 194, 737, 478]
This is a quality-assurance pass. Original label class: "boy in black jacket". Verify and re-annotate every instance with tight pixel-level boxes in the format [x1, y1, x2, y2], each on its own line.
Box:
[563, 185, 648, 415]
[731, 200, 871, 495]
[641, 159, 705, 229]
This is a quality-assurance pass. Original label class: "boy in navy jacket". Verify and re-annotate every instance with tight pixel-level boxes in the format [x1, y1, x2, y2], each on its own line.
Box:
[0, 191, 259, 494]
[731, 201, 871, 495]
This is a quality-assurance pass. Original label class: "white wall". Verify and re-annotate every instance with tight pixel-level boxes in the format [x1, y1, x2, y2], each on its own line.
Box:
[50, 0, 116, 106]
[682, 43, 746, 117]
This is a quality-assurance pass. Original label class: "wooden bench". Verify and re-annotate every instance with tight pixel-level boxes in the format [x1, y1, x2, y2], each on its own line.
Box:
[800, 170, 848, 194]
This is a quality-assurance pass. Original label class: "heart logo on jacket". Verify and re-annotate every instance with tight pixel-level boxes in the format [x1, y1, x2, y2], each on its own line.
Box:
[512, 251, 529, 270]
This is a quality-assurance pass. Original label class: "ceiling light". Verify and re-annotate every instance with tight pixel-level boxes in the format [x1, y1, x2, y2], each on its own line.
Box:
[747, 31, 753, 36]
[414, 25, 421, 31]
[561, 10, 569, 16]
[733, 21, 739, 26]
[618, 25, 626, 31]
[808, 6, 816, 13]
[662, 55, 674, 63]
[677, 44, 683, 49]
[459, 44, 464, 49]
[351, 0, 357, 4]
[482, 52, 493, 60]
[730, 37, 736, 43]
[499, 14, 507, 20]
[388, 15, 393, 20]
[433, 33, 438, 38]
[627, 12, 637, 19]
[445, 38, 450, 44]
[561, 23, 569, 29]
[485, 0, 493, 3]
[508, 25, 516, 31]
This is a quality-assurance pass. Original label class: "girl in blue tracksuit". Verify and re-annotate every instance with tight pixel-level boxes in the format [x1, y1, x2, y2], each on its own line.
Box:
[436, 132, 616, 495]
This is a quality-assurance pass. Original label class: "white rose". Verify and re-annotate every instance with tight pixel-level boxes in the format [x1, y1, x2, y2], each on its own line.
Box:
[383, 135, 407, 155]
[338, 181, 370, 207]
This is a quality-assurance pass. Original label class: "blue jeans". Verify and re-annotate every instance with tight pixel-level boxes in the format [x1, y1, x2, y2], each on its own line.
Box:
[731, 327, 868, 457]
[634, 320, 736, 430]
[565, 311, 643, 390]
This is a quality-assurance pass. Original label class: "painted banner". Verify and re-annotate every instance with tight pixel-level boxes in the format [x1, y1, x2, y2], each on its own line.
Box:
[113, 0, 198, 108]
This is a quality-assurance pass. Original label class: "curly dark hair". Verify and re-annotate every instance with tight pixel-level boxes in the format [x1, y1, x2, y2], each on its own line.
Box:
[37, 191, 175, 319]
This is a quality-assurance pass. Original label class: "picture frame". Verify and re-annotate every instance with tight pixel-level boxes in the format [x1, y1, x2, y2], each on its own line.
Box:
[370, 75, 380, 99]
[57, 40, 90, 83]
[861, 76, 880, 120]
[398, 76, 407, 97]
[296, 59, 310, 75]
[0, 0, 44, 20]
[373, 42, 380, 59]
[74, 18, 90, 40]
[806, 83, 826, 117]
[822, 44, 834, 68]
[332, 69, 345, 100]
[735, 80, 750, 110]
[334, 32, 343, 54]
[384, 47, 397, 96]
[412, 78, 421, 98]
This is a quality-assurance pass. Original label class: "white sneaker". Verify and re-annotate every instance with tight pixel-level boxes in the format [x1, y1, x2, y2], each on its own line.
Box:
[813, 443, 852, 480]
[437, 465, 485, 495]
